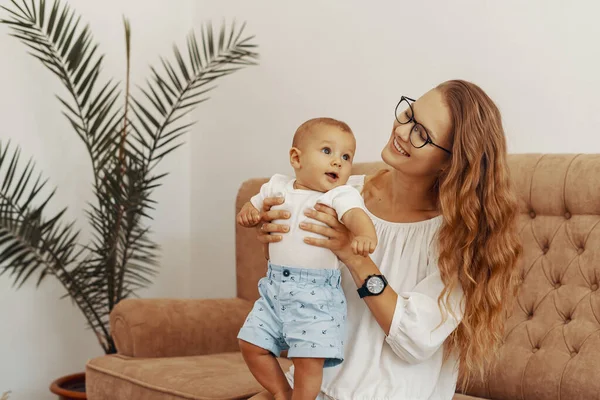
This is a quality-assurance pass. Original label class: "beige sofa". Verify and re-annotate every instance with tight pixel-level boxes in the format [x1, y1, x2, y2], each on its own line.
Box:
[86, 154, 600, 400]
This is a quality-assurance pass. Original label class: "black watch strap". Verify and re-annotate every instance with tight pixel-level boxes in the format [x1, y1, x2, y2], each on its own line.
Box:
[357, 286, 370, 298]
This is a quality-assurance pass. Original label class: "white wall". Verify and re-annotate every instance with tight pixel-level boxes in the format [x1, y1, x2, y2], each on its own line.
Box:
[190, 0, 600, 299]
[2, 0, 600, 398]
[0, 1, 195, 398]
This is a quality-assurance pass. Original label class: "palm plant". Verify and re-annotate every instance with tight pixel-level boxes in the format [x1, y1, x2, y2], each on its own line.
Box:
[0, 0, 257, 354]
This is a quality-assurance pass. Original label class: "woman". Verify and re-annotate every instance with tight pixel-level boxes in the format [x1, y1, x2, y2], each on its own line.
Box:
[251, 80, 522, 400]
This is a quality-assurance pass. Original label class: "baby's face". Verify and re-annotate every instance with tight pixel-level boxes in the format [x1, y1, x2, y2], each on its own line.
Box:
[294, 125, 356, 192]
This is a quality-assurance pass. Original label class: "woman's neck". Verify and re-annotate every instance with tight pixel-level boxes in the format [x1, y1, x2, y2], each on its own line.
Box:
[369, 169, 438, 215]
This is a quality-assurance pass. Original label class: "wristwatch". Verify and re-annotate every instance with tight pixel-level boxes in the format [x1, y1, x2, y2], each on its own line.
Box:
[357, 274, 388, 298]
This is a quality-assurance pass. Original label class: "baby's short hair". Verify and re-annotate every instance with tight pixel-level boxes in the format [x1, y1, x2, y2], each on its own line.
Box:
[292, 117, 353, 148]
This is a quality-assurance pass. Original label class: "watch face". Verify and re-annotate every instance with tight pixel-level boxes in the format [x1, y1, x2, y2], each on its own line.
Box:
[367, 276, 385, 294]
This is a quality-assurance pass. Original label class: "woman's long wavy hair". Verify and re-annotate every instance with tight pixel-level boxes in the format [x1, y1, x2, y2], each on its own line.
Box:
[365, 80, 521, 388]
[435, 80, 522, 389]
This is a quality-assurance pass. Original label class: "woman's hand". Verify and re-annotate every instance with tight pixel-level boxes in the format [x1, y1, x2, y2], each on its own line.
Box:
[256, 197, 290, 260]
[299, 204, 356, 265]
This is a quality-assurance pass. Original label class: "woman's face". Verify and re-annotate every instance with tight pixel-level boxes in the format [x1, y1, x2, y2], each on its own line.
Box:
[381, 88, 453, 179]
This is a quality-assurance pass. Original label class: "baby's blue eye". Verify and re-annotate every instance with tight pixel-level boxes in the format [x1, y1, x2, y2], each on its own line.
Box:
[322, 147, 331, 155]
[342, 154, 350, 161]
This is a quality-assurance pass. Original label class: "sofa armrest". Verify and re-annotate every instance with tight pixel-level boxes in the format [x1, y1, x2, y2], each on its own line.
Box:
[110, 297, 252, 358]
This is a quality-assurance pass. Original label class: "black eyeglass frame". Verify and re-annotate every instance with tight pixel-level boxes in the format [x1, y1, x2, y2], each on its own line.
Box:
[394, 96, 452, 155]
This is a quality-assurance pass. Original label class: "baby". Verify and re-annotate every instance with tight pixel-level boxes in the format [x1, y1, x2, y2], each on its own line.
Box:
[236, 118, 377, 400]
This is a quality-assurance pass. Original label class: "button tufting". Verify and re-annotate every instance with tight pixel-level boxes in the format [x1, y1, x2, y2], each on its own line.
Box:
[529, 211, 536, 219]
[571, 351, 578, 357]
[532, 347, 539, 353]
[554, 282, 561, 289]
[542, 246, 549, 254]
[565, 212, 571, 219]
[565, 317, 572, 324]
[592, 284, 598, 291]
[577, 247, 584, 255]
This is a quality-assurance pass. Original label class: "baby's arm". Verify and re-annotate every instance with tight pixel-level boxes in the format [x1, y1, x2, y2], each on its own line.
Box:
[341, 208, 377, 257]
[237, 202, 261, 227]
[237, 174, 289, 228]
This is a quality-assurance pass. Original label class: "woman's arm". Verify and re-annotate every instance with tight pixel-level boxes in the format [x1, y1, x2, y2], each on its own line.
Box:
[344, 254, 399, 335]
[301, 205, 397, 335]
[301, 204, 463, 364]
[384, 269, 463, 364]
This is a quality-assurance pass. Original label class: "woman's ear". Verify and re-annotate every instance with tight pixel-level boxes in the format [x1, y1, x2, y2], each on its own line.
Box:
[290, 147, 302, 169]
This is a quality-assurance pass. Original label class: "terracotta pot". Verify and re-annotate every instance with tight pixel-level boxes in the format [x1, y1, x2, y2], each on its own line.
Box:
[50, 373, 86, 400]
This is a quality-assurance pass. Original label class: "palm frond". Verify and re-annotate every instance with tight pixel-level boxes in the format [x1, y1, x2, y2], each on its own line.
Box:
[0, 0, 122, 177]
[0, 140, 113, 352]
[84, 150, 159, 310]
[0, 140, 73, 287]
[130, 21, 258, 170]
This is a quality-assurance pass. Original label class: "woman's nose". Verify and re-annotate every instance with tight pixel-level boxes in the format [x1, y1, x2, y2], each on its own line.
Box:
[395, 124, 410, 142]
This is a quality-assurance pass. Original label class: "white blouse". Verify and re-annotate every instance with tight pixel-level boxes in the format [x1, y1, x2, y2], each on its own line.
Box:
[285, 175, 464, 400]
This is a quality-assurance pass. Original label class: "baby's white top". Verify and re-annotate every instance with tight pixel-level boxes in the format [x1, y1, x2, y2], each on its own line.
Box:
[250, 174, 365, 270]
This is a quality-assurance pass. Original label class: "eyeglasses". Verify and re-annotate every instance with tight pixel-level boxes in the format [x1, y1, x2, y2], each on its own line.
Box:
[394, 96, 452, 154]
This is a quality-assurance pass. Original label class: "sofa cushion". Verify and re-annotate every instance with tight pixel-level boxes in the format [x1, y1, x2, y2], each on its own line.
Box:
[86, 352, 292, 400]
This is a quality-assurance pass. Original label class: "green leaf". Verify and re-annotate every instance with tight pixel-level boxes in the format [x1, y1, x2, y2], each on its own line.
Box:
[46, 0, 59, 35]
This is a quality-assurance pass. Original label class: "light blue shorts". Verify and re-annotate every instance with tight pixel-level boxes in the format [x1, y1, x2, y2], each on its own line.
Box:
[237, 263, 347, 368]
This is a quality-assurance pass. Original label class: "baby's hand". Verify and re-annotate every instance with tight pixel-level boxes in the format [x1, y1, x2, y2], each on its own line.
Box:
[352, 235, 377, 257]
[237, 202, 261, 227]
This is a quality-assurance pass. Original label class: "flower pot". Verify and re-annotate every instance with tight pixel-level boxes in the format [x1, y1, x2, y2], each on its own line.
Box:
[50, 373, 86, 400]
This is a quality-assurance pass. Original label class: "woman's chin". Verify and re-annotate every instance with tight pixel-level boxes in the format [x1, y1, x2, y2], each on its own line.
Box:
[381, 146, 407, 170]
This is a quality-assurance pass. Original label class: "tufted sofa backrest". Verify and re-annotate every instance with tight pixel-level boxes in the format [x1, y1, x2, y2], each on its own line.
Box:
[466, 154, 600, 399]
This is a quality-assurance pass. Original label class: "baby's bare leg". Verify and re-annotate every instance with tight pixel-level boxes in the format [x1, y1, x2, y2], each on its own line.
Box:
[248, 390, 275, 400]
[239, 339, 292, 399]
[291, 358, 325, 400]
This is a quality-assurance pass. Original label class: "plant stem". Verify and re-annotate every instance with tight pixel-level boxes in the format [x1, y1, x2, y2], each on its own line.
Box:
[113, 17, 132, 307]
